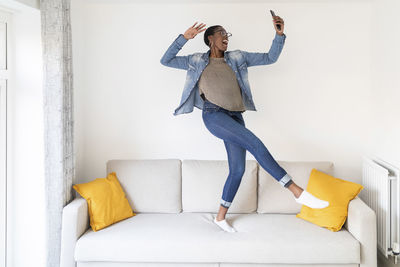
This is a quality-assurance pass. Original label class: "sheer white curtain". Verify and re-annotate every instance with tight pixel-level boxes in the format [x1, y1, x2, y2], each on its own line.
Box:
[40, 0, 75, 266]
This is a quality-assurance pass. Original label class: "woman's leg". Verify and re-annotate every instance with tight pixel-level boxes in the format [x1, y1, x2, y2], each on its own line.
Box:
[203, 110, 329, 211]
[203, 108, 293, 225]
[214, 139, 246, 230]
[215, 116, 247, 221]
[203, 110, 294, 187]
[219, 139, 246, 210]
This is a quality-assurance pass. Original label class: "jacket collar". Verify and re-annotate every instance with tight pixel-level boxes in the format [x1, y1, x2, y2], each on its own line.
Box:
[201, 49, 229, 63]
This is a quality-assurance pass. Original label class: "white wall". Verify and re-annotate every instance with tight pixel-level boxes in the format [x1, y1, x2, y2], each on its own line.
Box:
[71, 0, 374, 185]
[6, 3, 45, 267]
[369, 0, 400, 172]
[370, 0, 400, 266]
[0, 0, 38, 12]
[13, 0, 39, 9]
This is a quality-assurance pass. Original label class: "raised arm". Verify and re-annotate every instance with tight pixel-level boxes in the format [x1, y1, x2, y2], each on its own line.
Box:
[241, 33, 286, 67]
[160, 34, 190, 70]
[241, 13, 286, 67]
[160, 22, 207, 70]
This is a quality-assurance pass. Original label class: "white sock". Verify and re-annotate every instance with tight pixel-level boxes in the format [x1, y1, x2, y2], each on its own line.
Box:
[294, 190, 329, 209]
[213, 216, 237, 232]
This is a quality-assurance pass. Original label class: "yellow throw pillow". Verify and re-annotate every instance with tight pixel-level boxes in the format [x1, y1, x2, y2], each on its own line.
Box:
[296, 168, 364, 232]
[73, 172, 135, 232]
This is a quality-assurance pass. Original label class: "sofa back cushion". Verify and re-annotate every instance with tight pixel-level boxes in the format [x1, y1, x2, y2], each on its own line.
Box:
[182, 159, 258, 213]
[257, 161, 334, 214]
[106, 159, 182, 213]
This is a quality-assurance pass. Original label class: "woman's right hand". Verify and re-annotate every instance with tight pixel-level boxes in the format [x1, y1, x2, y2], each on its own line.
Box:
[183, 22, 207, 40]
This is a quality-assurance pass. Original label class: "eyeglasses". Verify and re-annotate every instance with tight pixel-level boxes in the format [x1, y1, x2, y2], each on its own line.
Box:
[215, 30, 232, 38]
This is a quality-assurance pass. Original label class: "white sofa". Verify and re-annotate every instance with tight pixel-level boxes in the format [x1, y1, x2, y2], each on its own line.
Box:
[60, 159, 377, 267]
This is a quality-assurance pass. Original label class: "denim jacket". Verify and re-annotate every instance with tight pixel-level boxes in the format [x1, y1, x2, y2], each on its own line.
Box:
[160, 32, 286, 116]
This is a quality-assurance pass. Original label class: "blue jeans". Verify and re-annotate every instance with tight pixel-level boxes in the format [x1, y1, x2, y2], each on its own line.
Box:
[202, 99, 294, 209]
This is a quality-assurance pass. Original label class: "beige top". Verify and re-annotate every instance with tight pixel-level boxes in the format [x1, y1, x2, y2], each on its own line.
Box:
[199, 57, 245, 112]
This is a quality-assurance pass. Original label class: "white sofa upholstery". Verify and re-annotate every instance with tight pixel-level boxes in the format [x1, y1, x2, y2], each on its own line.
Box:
[60, 159, 377, 267]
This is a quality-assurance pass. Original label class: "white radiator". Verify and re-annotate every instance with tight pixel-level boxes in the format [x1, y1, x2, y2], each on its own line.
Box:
[361, 155, 400, 259]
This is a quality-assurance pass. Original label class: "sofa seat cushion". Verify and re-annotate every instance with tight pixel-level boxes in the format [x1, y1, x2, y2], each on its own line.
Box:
[75, 213, 360, 264]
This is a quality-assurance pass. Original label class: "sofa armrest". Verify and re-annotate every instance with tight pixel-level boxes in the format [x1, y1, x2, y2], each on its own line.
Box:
[60, 196, 89, 267]
[344, 196, 377, 267]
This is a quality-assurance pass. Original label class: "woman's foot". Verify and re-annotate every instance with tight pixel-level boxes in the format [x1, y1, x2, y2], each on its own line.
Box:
[288, 183, 329, 209]
[213, 216, 237, 232]
[294, 190, 329, 209]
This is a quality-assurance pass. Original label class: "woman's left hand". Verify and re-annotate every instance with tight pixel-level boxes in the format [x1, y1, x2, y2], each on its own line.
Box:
[272, 15, 284, 35]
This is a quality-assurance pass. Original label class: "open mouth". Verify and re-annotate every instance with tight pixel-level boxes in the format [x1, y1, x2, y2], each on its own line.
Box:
[222, 40, 228, 46]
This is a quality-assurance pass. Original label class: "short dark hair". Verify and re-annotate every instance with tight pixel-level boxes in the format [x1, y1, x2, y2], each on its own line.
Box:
[204, 25, 222, 47]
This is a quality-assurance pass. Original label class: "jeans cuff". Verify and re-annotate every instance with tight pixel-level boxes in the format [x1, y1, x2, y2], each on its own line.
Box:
[279, 173, 293, 187]
[284, 179, 294, 188]
[220, 199, 231, 208]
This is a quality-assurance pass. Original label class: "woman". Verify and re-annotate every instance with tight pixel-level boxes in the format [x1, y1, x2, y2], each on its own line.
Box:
[161, 16, 329, 233]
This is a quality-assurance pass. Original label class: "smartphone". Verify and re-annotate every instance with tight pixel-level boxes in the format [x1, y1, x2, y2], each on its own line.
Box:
[269, 10, 281, 31]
